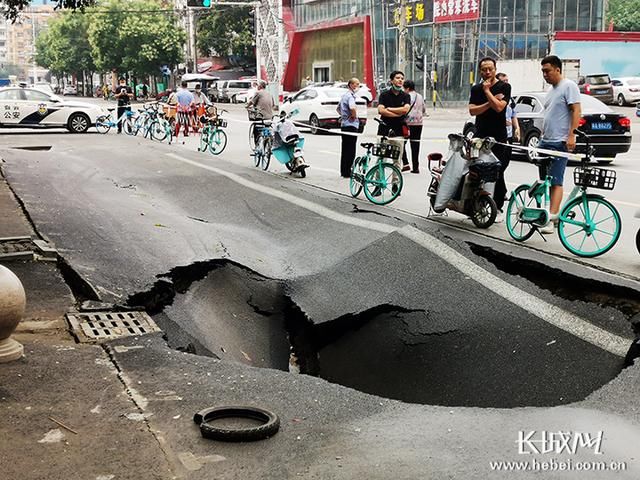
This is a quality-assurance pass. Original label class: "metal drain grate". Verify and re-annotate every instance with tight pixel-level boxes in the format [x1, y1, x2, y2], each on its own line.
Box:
[0, 237, 35, 260]
[66, 311, 161, 343]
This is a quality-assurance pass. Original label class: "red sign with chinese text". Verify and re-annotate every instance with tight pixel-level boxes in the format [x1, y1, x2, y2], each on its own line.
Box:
[433, 0, 480, 24]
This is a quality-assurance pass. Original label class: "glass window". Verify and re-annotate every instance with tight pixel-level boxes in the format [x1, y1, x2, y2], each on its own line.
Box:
[23, 90, 50, 102]
[0, 89, 23, 100]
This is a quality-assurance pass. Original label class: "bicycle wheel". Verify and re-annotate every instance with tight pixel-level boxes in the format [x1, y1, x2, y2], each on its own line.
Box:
[254, 136, 264, 167]
[506, 184, 537, 242]
[95, 115, 111, 134]
[558, 195, 621, 258]
[209, 129, 228, 155]
[471, 194, 497, 228]
[249, 123, 257, 150]
[150, 120, 168, 141]
[199, 126, 210, 152]
[349, 156, 365, 197]
[123, 116, 136, 135]
[363, 162, 402, 205]
[261, 137, 272, 171]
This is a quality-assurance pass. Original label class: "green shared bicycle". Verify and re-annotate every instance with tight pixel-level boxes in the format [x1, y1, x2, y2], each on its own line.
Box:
[505, 130, 621, 258]
[198, 111, 228, 155]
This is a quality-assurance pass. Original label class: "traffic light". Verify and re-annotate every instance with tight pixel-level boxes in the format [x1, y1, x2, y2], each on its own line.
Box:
[187, 0, 211, 7]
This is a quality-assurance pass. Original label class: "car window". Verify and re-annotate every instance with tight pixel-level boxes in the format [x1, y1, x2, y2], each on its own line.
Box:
[587, 75, 610, 85]
[291, 90, 307, 102]
[611, 80, 621, 86]
[0, 89, 24, 100]
[228, 81, 252, 89]
[23, 90, 50, 102]
[514, 96, 536, 114]
[306, 90, 318, 99]
[322, 89, 344, 98]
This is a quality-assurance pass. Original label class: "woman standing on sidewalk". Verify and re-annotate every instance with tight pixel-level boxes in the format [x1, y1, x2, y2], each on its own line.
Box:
[402, 80, 425, 173]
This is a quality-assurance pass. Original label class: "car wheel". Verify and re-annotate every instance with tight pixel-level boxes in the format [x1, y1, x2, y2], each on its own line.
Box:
[309, 114, 320, 135]
[231, 95, 236, 104]
[67, 113, 90, 133]
[525, 131, 540, 162]
[617, 94, 626, 106]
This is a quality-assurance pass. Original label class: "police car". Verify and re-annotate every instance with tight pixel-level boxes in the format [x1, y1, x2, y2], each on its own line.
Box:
[0, 86, 106, 133]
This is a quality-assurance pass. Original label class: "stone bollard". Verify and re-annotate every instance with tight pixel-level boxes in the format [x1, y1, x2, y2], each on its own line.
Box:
[0, 264, 26, 363]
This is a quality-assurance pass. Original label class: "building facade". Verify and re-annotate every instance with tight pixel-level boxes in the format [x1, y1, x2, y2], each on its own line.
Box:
[281, 0, 606, 101]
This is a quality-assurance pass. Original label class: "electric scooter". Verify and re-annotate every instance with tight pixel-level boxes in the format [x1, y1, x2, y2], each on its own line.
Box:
[272, 109, 309, 177]
[427, 133, 501, 228]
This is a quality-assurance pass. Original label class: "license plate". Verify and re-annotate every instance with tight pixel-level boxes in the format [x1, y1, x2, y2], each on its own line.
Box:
[595, 90, 609, 94]
[591, 122, 611, 130]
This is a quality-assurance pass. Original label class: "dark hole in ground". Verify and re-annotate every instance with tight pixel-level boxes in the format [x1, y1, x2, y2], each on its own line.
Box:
[10, 146, 52, 151]
[121, 258, 633, 408]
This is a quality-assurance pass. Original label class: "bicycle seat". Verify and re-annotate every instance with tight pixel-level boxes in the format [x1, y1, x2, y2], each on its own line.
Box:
[360, 142, 374, 149]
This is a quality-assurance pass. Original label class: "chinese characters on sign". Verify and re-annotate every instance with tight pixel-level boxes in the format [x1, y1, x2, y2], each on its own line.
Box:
[433, 0, 481, 23]
[387, 1, 434, 28]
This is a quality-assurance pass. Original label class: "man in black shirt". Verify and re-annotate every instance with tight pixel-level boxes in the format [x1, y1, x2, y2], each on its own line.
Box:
[469, 57, 511, 218]
[114, 77, 133, 134]
[377, 70, 411, 188]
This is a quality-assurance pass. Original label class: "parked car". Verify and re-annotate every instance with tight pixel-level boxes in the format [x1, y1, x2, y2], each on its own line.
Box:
[611, 77, 640, 106]
[235, 86, 257, 104]
[62, 85, 77, 96]
[462, 93, 632, 164]
[32, 82, 55, 96]
[279, 86, 367, 134]
[210, 79, 255, 103]
[578, 74, 614, 104]
[333, 81, 374, 103]
[0, 85, 106, 133]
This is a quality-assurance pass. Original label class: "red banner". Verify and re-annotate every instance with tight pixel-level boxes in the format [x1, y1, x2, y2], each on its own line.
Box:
[433, 0, 480, 24]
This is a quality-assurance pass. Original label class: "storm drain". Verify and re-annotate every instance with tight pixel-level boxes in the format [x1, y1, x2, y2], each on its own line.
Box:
[66, 311, 161, 343]
[0, 236, 35, 260]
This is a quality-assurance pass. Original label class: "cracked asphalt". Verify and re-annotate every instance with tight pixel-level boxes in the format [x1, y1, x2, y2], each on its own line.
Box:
[1, 131, 640, 478]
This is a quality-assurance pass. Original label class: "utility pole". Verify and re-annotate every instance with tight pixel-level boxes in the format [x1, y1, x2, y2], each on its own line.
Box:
[188, 8, 196, 72]
[398, 0, 407, 73]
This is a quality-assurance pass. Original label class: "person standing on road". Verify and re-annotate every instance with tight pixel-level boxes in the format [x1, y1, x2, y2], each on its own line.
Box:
[114, 78, 133, 134]
[468, 57, 511, 221]
[175, 81, 195, 138]
[192, 84, 211, 133]
[538, 55, 581, 234]
[402, 80, 425, 174]
[497, 73, 520, 145]
[338, 78, 361, 177]
[377, 70, 411, 191]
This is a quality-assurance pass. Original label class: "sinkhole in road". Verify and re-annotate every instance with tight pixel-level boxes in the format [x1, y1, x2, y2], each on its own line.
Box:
[125, 260, 634, 409]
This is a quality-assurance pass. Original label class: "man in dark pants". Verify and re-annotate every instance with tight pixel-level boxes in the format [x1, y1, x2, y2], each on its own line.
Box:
[338, 78, 361, 177]
[114, 78, 133, 134]
[468, 57, 511, 222]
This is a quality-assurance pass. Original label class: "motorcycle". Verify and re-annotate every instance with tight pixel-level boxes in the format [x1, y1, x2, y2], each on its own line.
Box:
[427, 133, 501, 228]
[272, 108, 309, 178]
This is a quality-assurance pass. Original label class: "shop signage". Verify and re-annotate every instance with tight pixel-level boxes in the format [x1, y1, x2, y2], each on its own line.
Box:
[433, 0, 481, 23]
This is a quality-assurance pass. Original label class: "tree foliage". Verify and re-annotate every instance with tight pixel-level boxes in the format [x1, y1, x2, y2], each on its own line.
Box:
[35, 12, 94, 78]
[607, 0, 640, 31]
[88, 0, 184, 76]
[197, 6, 254, 61]
[2, 0, 94, 22]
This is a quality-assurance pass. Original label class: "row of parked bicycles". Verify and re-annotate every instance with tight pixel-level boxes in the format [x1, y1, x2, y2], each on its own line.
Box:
[95, 103, 174, 142]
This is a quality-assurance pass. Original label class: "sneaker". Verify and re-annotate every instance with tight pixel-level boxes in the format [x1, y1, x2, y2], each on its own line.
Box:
[494, 210, 504, 223]
[411, 169, 420, 174]
[370, 187, 382, 197]
[540, 223, 555, 234]
[401, 164, 411, 172]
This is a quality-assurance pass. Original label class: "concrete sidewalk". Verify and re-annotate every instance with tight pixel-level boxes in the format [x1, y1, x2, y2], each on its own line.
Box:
[2, 153, 640, 479]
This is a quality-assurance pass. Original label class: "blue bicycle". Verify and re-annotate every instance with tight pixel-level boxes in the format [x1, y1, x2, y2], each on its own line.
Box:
[95, 108, 136, 134]
[248, 108, 273, 171]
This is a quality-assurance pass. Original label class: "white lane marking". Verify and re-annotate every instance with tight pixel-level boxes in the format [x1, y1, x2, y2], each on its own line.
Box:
[319, 149, 338, 155]
[166, 152, 630, 357]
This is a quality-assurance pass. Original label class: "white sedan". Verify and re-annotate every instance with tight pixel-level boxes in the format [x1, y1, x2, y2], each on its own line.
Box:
[611, 77, 640, 106]
[0, 86, 106, 133]
[280, 86, 367, 134]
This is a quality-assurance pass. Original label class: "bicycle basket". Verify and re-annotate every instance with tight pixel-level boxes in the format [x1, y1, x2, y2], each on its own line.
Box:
[372, 143, 401, 160]
[214, 119, 228, 128]
[573, 167, 616, 190]
[248, 109, 263, 121]
[468, 162, 500, 182]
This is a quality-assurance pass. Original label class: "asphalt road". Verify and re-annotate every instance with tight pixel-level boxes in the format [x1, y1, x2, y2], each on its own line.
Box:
[0, 126, 638, 410]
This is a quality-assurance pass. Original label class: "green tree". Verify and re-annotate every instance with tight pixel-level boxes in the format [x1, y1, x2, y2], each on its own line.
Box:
[88, 0, 184, 77]
[607, 0, 640, 31]
[2, 0, 94, 22]
[197, 6, 255, 62]
[35, 12, 95, 79]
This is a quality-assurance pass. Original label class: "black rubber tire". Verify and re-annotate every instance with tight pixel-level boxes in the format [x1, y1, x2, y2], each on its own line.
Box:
[525, 130, 540, 162]
[471, 194, 497, 228]
[193, 406, 280, 442]
[636, 228, 640, 255]
[67, 113, 90, 133]
[617, 94, 626, 106]
[285, 161, 295, 172]
[299, 165, 307, 178]
[309, 114, 319, 134]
